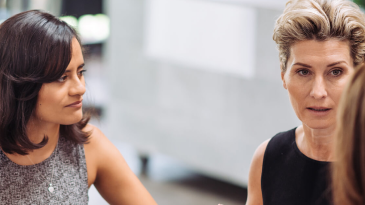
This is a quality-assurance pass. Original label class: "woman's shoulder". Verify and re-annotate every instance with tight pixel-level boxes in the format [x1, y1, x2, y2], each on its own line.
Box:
[82, 123, 113, 155]
[249, 138, 271, 174]
[265, 127, 297, 152]
[272, 127, 297, 140]
[83, 123, 105, 140]
[249, 127, 297, 174]
[82, 123, 119, 187]
[247, 127, 298, 203]
[246, 138, 270, 204]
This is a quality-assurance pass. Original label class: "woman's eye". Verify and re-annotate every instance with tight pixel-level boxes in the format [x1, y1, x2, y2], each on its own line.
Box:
[331, 69, 342, 76]
[298, 69, 310, 76]
[57, 76, 67, 82]
[57, 70, 86, 82]
[78, 70, 86, 77]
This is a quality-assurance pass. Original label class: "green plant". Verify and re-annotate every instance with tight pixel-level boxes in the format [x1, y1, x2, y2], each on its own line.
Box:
[354, 0, 365, 8]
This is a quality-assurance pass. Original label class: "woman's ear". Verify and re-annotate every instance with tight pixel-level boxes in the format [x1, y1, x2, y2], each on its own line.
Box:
[281, 63, 287, 89]
[281, 72, 287, 89]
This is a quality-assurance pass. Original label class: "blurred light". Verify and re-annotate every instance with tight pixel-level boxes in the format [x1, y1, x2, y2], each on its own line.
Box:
[59, 14, 110, 44]
[79, 14, 110, 44]
[79, 15, 95, 40]
[93, 14, 110, 41]
[144, 0, 257, 78]
[59, 15, 78, 29]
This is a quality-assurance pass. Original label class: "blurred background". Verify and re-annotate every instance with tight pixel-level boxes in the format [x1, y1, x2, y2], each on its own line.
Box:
[3, 0, 355, 204]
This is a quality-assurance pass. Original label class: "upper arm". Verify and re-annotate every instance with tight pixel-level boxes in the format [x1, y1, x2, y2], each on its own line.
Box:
[246, 139, 270, 205]
[84, 124, 157, 205]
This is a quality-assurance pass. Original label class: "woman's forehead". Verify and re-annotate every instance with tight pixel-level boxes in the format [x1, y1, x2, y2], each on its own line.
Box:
[288, 39, 352, 67]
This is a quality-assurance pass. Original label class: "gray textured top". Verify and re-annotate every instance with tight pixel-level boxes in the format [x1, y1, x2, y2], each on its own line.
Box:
[0, 136, 89, 204]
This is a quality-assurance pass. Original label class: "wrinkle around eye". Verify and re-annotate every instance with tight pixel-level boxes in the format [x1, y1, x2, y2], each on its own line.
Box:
[330, 69, 343, 77]
[296, 69, 311, 76]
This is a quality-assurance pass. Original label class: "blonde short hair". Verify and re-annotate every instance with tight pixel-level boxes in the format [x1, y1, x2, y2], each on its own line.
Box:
[273, 0, 365, 72]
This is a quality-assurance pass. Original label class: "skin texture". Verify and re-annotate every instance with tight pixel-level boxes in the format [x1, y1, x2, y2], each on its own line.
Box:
[4, 38, 158, 205]
[246, 39, 354, 205]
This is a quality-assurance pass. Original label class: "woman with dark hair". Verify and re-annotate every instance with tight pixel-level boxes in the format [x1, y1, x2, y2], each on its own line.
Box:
[0, 10, 157, 204]
[332, 65, 365, 205]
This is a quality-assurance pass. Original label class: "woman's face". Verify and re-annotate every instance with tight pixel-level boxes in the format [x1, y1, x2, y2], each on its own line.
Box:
[34, 38, 86, 125]
[282, 39, 354, 129]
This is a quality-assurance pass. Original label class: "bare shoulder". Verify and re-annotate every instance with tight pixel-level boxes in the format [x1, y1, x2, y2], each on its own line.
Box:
[251, 139, 270, 166]
[83, 123, 107, 145]
[246, 139, 271, 205]
[82, 124, 158, 204]
[249, 139, 270, 182]
[83, 123, 117, 164]
[83, 123, 116, 187]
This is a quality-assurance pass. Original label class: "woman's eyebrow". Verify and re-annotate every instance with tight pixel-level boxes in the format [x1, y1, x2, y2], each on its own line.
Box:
[291, 61, 347, 68]
[64, 63, 85, 73]
[78, 63, 85, 69]
[292, 62, 312, 68]
[327, 61, 346, 67]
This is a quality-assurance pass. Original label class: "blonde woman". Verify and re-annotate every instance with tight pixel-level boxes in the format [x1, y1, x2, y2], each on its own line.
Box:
[246, 0, 365, 205]
[332, 65, 365, 205]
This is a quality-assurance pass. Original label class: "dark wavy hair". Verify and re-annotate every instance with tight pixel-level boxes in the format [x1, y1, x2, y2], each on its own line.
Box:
[0, 10, 90, 155]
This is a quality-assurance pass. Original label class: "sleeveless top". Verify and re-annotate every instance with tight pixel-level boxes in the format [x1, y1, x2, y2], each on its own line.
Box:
[0, 136, 89, 204]
[261, 128, 332, 205]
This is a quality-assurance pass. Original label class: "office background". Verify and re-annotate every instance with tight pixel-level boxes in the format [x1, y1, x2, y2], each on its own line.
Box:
[3, 0, 360, 204]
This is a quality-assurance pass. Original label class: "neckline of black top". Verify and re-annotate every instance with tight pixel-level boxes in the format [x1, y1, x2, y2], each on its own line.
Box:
[291, 127, 331, 165]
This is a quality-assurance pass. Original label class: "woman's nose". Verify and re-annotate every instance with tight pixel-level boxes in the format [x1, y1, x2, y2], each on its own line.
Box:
[310, 77, 327, 99]
[69, 77, 86, 96]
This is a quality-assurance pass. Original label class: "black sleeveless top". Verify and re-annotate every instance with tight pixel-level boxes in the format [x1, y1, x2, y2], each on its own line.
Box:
[261, 128, 332, 205]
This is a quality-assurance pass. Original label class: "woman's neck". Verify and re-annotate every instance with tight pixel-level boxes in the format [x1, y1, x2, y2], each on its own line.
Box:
[27, 118, 60, 145]
[4, 118, 60, 165]
[295, 124, 335, 162]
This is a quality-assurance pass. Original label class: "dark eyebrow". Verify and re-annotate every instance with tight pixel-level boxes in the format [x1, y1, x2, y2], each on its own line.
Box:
[292, 61, 347, 68]
[292, 62, 311, 68]
[64, 63, 85, 73]
[78, 63, 85, 69]
[327, 61, 346, 67]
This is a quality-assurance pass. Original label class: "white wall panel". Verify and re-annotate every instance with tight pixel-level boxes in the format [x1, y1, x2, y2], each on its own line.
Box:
[203, 0, 287, 10]
[105, 0, 300, 187]
[145, 0, 257, 78]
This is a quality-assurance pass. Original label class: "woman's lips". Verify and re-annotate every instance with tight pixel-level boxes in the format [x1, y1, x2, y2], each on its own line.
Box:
[307, 107, 331, 111]
[306, 107, 332, 115]
[66, 100, 82, 108]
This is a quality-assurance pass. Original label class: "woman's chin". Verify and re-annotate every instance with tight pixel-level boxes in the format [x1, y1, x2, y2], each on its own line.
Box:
[60, 115, 83, 125]
[303, 121, 335, 130]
